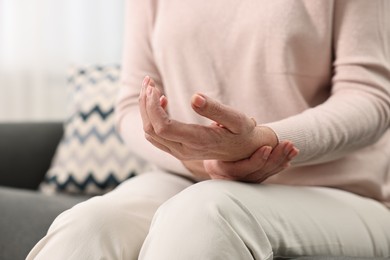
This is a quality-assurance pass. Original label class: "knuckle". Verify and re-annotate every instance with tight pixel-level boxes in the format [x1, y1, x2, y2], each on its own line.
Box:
[237, 115, 250, 132]
[153, 119, 173, 136]
[235, 113, 247, 124]
[189, 139, 207, 150]
[154, 123, 168, 136]
[208, 103, 223, 117]
[240, 116, 254, 132]
[143, 123, 154, 134]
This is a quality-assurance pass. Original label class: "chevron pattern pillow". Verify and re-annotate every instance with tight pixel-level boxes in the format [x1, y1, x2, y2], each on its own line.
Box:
[40, 65, 152, 195]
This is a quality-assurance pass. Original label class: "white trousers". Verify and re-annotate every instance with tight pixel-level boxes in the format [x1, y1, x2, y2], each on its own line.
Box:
[27, 170, 390, 260]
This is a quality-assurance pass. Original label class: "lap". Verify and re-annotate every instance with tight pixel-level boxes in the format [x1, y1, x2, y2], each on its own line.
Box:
[103, 170, 194, 202]
[27, 170, 193, 260]
[59, 170, 194, 227]
[160, 181, 390, 258]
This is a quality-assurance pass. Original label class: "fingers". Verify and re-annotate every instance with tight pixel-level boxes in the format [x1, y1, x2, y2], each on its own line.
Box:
[140, 76, 188, 142]
[139, 77, 187, 158]
[191, 93, 254, 134]
[140, 76, 216, 160]
[207, 141, 299, 183]
[262, 141, 296, 173]
[140, 76, 176, 141]
[160, 95, 168, 111]
[248, 141, 293, 179]
[139, 76, 153, 135]
[145, 80, 173, 134]
[228, 146, 273, 176]
[140, 76, 298, 166]
[145, 82, 224, 146]
[206, 145, 272, 179]
[245, 141, 299, 183]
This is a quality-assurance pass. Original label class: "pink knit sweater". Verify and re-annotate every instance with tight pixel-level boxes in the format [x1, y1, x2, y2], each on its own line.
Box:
[116, 0, 390, 206]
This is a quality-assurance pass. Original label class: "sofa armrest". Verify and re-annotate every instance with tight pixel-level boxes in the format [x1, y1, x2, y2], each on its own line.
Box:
[0, 122, 63, 190]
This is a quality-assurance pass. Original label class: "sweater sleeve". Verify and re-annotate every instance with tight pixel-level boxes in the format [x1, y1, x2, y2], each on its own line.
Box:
[115, 0, 192, 176]
[266, 0, 390, 165]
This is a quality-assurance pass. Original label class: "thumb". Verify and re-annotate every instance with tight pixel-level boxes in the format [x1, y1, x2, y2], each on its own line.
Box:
[191, 93, 254, 134]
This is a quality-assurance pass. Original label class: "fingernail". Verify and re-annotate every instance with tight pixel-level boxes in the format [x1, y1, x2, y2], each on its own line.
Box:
[160, 95, 167, 107]
[288, 148, 299, 159]
[142, 76, 150, 87]
[193, 94, 206, 108]
[149, 79, 155, 87]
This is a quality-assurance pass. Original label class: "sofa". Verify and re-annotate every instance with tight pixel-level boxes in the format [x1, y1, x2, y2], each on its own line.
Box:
[1, 122, 389, 260]
[0, 122, 89, 260]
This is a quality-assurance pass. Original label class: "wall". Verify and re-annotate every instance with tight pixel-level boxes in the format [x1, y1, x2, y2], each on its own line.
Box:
[0, 0, 125, 121]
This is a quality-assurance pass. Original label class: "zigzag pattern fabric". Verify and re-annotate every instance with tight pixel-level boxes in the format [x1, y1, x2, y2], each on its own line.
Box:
[40, 65, 153, 195]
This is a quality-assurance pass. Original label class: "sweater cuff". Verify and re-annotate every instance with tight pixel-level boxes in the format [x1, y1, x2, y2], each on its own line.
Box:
[264, 118, 308, 161]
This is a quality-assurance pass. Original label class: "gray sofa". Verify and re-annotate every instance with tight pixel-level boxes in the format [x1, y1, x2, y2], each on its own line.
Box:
[0, 122, 387, 260]
[0, 122, 88, 260]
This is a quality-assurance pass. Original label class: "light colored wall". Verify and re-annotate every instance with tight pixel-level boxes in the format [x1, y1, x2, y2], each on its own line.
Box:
[0, 0, 125, 121]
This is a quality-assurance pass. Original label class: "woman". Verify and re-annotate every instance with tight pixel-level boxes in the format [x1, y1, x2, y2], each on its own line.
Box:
[28, 0, 390, 259]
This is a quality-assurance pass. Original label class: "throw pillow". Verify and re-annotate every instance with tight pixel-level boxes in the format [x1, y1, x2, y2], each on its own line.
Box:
[40, 64, 153, 195]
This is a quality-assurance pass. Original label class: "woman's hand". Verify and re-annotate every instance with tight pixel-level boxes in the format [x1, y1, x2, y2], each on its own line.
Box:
[182, 141, 298, 183]
[181, 160, 211, 181]
[139, 76, 278, 161]
[205, 141, 299, 183]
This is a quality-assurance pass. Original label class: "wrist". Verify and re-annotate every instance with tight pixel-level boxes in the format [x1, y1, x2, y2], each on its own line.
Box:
[257, 126, 279, 148]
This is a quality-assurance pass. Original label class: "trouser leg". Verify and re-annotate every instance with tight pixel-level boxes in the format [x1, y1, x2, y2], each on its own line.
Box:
[26, 171, 193, 260]
[139, 181, 390, 260]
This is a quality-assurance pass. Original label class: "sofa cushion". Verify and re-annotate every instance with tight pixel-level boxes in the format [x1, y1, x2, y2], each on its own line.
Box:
[40, 65, 152, 195]
[0, 186, 88, 260]
[0, 122, 63, 190]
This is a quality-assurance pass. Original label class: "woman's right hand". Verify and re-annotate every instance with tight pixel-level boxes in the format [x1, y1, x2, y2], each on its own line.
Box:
[140, 76, 279, 162]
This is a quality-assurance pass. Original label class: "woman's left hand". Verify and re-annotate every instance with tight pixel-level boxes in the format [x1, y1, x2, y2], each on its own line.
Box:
[139, 76, 278, 161]
[182, 140, 298, 183]
[205, 140, 299, 183]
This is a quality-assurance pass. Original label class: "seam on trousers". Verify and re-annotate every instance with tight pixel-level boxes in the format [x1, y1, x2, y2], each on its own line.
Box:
[227, 192, 274, 260]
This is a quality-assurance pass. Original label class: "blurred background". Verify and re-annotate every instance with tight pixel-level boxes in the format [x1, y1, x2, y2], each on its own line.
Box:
[0, 0, 125, 121]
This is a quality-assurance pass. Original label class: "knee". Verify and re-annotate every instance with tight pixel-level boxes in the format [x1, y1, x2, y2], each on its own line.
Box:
[140, 181, 270, 259]
[153, 180, 245, 229]
[50, 196, 132, 238]
[30, 196, 147, 259]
